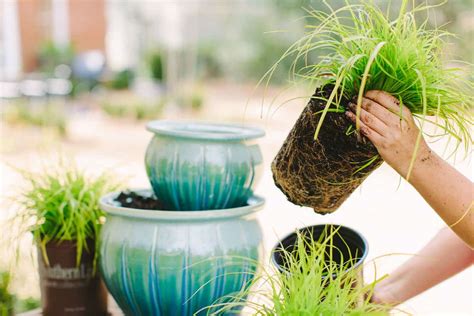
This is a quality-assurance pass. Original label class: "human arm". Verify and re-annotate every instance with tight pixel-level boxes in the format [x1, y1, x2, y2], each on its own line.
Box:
[345, 90, 474, 247]
[370, 227, 474, 305]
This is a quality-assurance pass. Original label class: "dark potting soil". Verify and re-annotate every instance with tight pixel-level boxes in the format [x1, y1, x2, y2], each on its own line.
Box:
[115, 190, 250, 211]
[116, 190, 166, 210]
[272, 85, 384, 214]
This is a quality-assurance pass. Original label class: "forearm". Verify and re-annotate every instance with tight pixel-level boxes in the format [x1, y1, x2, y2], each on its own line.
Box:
[346, 91, 474, 246]
[373, 228, 474, 305]
[408, 148, 474, 247]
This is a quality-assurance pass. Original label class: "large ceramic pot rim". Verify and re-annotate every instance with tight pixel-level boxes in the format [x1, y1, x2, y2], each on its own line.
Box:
[271, 224, 369, 275]
[146, 120, 265, 141]
[100, 189, 265, 221]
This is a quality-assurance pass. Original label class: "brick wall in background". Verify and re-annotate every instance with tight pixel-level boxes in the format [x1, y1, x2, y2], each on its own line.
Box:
[16, 0, 106, 73]
[18, 0, 45, 72]
[68, 0, 106, 53]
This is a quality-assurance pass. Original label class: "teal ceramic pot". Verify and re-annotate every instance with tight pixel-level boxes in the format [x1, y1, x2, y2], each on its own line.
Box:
[99, 190, 264, 316]
[145, 121, 265, 210]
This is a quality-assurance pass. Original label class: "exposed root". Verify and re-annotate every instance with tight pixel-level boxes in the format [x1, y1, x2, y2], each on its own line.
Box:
[272, 86, 383, 214]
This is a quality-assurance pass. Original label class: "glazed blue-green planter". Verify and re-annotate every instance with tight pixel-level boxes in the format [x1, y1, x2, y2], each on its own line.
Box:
[145, 121, 264, 210]
[99, 190, 264, 316]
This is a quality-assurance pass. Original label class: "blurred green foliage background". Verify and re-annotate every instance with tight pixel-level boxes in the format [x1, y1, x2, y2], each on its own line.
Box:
[193, 0, 473, 83]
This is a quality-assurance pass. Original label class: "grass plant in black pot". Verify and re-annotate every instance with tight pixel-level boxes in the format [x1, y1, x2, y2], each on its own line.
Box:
[206, 225, 391, 315]
[14, 163, 120, 316]
[269, 0, 473, 213]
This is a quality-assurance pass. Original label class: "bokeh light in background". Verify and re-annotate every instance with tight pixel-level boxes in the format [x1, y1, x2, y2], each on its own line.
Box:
[1, 0, 472, 314]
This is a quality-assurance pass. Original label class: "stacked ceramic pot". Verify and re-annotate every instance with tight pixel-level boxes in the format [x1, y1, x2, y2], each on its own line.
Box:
[99, 121, 265, 316]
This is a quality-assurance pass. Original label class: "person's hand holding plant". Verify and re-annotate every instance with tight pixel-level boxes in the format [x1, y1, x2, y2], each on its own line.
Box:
[346, 90, 474, 308]
[345, 90, 431, 179]
[345, 89, 472, 247]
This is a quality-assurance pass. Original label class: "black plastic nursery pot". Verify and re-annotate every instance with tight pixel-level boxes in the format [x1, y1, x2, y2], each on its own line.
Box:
[272, 224, 368, 290]
[271, 85, 383, 214]
[37, 239, 108, 316]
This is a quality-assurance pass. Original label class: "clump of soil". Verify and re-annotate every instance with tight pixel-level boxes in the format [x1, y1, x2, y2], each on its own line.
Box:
[115, 190, 166, 210]
[272, 85, 384, 214]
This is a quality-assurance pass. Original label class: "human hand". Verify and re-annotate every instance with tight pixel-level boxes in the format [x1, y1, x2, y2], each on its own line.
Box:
[369, 283, 401, 307]
[345, 90, 431, 179]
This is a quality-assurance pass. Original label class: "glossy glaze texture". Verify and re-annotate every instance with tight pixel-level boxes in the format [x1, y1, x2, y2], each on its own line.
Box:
[145, 121, 264, 210]
[99, 190, 264, 316]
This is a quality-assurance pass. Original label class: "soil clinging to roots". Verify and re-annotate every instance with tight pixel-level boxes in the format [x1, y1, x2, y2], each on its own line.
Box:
[271, 85, 384, 214]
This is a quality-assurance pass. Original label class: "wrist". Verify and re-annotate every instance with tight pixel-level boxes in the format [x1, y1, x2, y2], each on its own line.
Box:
[392, 142, 432, 180]
[405, 144, 438, 183]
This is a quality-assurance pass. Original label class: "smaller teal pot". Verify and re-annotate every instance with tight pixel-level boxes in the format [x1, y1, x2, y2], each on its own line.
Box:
[99, 190, 264, 316]
[145, 121, 265, 210]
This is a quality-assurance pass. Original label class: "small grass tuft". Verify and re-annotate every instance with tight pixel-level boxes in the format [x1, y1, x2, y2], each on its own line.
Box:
[2, 101, 67, 136]
[0, 272, 14, 316]
[176, 86, 205, 111]
[205, 226, 393, 315]
[100, 91, 166, 120]
[0, 270, 40, 315]
[13, 161, 121, 269]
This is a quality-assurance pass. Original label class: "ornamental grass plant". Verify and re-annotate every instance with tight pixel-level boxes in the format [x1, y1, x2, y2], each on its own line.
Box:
[14, 163, 120, 268]
[270, 0, 473, 213]
[205, 227, 393, 315]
